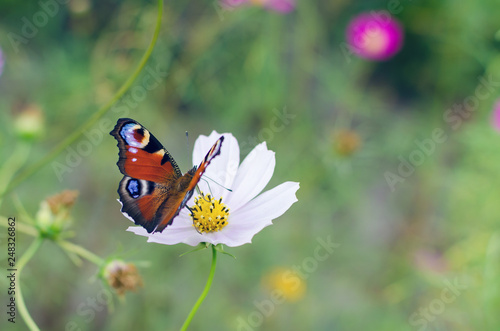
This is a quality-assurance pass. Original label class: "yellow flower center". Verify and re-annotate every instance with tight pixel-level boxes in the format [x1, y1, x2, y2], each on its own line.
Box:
[189, 192, 230, 234]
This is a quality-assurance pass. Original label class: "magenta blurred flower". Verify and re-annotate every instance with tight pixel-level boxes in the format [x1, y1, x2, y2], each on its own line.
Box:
[491, 99, 500, 131]
[222, 0, 295, 13]
[346, 12, 404, 61]
[263, 0, 295, 13]
[0, 47, 4, 77]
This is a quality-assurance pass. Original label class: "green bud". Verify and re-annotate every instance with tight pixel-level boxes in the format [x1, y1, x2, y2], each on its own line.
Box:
[14, 104, 44, 141]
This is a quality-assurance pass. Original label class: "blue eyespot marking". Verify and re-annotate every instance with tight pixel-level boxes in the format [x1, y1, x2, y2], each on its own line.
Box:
[127, 179, 141, 199]
[120, 123, 144, 147]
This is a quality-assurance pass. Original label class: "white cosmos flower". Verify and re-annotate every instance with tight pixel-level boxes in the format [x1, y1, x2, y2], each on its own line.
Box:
[127, 131, 300, 247]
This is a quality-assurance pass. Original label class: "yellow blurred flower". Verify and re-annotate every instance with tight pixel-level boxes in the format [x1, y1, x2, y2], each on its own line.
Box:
[69, 0, 91, 14]
[262, 267, 306, 302]
[332, 129, 361, 157]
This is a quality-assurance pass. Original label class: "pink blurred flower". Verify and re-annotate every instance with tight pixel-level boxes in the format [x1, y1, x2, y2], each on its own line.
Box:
[0, 47, 4, 77]
[491, 99, 500, 131]
[346, 11, 404, 61]
[413, 249, 448, 274]
[222, 0, 295, 13]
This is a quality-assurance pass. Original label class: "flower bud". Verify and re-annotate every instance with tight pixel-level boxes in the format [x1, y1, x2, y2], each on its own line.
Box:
[36, 190, 79, 238]
[14, 103, 45, 141]
[103, 260, 143, 296]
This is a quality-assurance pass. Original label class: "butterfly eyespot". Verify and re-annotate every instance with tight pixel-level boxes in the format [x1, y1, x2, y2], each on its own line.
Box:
[120, 123, 150, 148]
[127, 179, 141, 199]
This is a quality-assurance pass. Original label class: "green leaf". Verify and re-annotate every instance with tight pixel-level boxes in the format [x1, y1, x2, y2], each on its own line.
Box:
[214, 244, 236, 259]
[180, 243, 210, 257]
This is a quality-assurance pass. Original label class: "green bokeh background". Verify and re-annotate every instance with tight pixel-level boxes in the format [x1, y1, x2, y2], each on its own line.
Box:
[1, 0, 500, 330]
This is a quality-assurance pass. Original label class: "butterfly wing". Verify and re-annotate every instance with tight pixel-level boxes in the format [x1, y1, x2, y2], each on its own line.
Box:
[110, 118, 182, 182]
[110, 118, 184, 233]
[187, 136, 224, 193]
[154, 136, 224, 233]
[117, 176, 169, 233]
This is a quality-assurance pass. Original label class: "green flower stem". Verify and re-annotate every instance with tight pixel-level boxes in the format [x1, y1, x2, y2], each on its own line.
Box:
[180, 245, 218, 331]
[0, 142, 31, 204]
[0, 216, 38, 237]
[12, 194, 37, 225]
[16, 237, 44, 331]
[57, 240, 105, 267]
[1, 0, 164, 197]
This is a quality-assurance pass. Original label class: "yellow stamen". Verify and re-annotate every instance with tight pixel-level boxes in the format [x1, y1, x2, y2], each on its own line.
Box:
[189, 192, 230, 234]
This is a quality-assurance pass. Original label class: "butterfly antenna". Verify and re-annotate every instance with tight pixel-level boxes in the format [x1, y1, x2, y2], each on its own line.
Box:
[202, 175, 233, 192]
[197, 179, 214, 199]
[185, 131, 190, 167]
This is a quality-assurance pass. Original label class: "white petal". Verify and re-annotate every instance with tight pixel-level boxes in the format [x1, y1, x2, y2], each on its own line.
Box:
[218, 181, 300, 246]
[230, 181, 299, 226]
[192, 131, 239, 199]
[224, 142, 275, 211]
[127, 209, 204, 246]
[187, 223, 251, 247]
[192, 131, 224, 164]
[204, 222, 259, 247]
[126, 226, 150, 237]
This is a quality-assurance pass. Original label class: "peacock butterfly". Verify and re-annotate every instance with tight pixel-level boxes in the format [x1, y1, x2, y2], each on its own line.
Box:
[110, 118, 224, 233]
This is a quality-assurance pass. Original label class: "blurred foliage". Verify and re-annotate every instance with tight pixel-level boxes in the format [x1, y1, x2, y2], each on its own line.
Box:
[1, 0, 500, 330]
